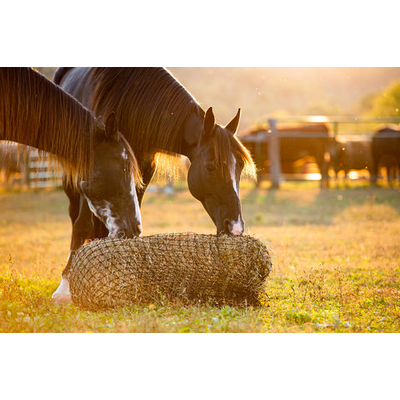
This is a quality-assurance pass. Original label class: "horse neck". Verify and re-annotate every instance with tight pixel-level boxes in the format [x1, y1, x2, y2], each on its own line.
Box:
[179, 111, 204, 161]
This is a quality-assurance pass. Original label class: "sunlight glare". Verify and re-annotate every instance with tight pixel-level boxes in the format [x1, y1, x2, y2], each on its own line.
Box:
[305, 173, 322, 181]
[348, 171, 359, 180]
[308, 116, 329, 123]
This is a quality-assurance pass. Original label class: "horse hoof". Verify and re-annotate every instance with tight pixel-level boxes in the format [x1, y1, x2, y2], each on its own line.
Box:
[52, 293, 72, 305]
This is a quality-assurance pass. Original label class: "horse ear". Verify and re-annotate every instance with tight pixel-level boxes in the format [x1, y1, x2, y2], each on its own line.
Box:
[104, 112, 119, 142]
[203, 107, 215, 137]
[225, 108, 241, 135]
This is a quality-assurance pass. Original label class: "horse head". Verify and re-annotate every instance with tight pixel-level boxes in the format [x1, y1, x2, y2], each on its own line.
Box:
[78, 112, 142, 238]
[187, 107, 253, 236]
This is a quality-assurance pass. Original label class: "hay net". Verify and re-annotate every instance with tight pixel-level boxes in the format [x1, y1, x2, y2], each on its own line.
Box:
[69, 232, 272, 310]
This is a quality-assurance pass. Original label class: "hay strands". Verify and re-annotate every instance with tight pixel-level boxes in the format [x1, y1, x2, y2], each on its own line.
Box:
[69, 232, 272, 310]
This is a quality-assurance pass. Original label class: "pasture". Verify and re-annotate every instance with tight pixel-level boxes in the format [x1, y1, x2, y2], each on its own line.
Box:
[0, 182, 399, 332]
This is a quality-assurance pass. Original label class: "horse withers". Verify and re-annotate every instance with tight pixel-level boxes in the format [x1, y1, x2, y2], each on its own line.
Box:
[54, 67, 256, 238]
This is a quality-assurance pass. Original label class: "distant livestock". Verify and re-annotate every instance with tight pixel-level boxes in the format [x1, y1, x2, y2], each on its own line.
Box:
[241, 123, 332, 188]
[333, 137, 373, 183]
[371, 127, 400, 186]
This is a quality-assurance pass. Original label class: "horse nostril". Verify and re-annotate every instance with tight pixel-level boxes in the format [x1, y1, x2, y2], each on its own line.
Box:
[223, 219, 233, 234]
[223, 219, 243, 236]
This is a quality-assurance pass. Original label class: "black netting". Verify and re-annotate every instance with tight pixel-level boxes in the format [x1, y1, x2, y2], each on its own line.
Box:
[69, 233, 272, 310]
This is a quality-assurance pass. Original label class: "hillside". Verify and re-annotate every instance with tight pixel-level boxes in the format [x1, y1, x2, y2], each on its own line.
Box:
[37, 67, 400, 133]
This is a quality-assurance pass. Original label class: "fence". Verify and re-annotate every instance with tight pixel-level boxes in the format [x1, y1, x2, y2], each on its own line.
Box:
[27, 149, 63, 189]
[239, 116, 400, 189]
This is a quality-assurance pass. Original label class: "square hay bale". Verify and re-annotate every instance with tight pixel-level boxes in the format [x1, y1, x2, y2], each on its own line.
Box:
[69, 232, 272, 310]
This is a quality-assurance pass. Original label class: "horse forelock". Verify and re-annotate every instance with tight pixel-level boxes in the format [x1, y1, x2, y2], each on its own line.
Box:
[212, 125, 257, 182]
[119, 133, 143, 188]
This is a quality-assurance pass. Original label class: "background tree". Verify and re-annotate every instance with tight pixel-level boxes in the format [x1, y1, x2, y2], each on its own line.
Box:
[367, 80, 400, 117]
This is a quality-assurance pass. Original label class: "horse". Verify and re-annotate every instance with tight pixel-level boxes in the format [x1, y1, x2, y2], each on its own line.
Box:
[333, 136, 373, 184]
[0, 67, 143, 304]
[53, 67, 256, 242]
[241, 123, 332, 188]
[371, 127, 400, 186]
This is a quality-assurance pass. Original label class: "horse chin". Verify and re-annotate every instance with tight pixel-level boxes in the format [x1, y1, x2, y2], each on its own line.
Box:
[223, 229, 243, 236]
[218, 225, 244, 236]
[219, 218, 244, 236]
[109, 225, 142, 239]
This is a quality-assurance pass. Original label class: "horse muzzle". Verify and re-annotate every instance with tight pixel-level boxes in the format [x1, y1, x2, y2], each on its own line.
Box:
[109, 223, 142, 239]
[221, 218, 244, 236]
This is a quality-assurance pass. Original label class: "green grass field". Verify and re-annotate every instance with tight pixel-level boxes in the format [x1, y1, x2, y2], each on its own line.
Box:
[0, 182, 399, 332]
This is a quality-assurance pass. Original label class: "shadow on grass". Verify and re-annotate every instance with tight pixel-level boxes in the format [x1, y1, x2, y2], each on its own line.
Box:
[241, 185, 400, 227]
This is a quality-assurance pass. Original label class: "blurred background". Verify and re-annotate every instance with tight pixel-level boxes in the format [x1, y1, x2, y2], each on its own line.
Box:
[3, 67, 399, 191]
[35, 67, 400, 132]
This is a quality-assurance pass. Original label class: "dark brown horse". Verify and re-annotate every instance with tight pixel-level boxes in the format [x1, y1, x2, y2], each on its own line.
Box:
[0, 67, 142, 303]
[54, 67, 256, 242]
[371, 127, 400, 185]
[241, 123, 332, 188]
[333, 136, 373, 183]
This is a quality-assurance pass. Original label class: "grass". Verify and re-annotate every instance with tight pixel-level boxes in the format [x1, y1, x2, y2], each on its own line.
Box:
[0, 182, 399, 332]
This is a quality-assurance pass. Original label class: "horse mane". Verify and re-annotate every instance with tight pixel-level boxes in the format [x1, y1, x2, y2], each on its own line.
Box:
[85, 67, 200, 180]
[85, 67, 256, 181]
[0, 67, 95, 185]
[212, 125, 257, 181]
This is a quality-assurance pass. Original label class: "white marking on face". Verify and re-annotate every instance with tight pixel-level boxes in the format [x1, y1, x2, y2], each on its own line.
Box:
[83, 173, 142, 237]
[229, 155, 243, 235]
[121, 148, 128, 161]
[85, 197, 119, 237]
[130, 172, 142, 231]
[101, 201, 119, 238]
[230, 155, 239, 197]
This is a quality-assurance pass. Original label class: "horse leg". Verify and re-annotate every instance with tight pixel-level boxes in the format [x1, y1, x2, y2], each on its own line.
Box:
[52, 197, 94, 304]
[65, 182, 80, 225]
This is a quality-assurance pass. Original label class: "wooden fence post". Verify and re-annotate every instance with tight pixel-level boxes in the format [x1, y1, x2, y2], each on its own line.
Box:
[268, 118, 281, 189]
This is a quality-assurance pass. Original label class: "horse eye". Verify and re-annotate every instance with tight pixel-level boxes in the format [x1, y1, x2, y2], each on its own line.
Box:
[205, 163, 216, 173]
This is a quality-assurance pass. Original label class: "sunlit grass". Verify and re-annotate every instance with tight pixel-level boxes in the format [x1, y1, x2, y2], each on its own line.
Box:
[0, 184, 399, 332]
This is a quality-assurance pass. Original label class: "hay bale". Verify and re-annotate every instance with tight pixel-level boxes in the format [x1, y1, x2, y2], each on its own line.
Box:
[69, 232, 272, 310]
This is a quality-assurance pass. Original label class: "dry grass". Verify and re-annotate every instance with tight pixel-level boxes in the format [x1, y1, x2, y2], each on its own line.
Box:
[0, 183, 399, 332]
